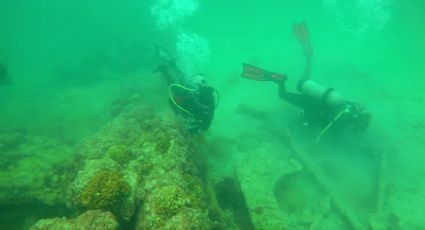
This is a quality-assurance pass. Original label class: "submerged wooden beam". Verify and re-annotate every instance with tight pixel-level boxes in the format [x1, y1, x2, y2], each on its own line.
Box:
[283, 131, 366, 230]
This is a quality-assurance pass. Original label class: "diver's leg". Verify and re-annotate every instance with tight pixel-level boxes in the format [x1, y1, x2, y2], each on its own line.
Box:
[278, 81, 309, 108]
[293, 22, 313, 81]
[302, 52, 313, 81]
[155, 63, 177, 85]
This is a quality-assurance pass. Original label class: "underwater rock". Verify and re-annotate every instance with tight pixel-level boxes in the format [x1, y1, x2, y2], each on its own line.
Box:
[67, 107, 176, 221]
[235, 141, 303, 229]
[3, 105, 224, 228]
[0, 133, 75, 206]
[29, 210, 119, 230]
[64, 106, 215, 228]
[135, 125, 212, 229]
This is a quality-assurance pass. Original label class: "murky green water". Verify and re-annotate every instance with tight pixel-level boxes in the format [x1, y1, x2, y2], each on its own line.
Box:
[1, 0, 424, 229]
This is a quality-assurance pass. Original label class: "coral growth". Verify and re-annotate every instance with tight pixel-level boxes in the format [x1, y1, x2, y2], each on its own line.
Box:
[107, 145, 132, 165]
[79, 170, 130, 210]
[146, 182, 212, 229]
[153, 185, 186, 217]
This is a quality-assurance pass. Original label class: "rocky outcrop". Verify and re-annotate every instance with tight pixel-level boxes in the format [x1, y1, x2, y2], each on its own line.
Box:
[63, 106, 214, 228]
[30, 210, 119, 230]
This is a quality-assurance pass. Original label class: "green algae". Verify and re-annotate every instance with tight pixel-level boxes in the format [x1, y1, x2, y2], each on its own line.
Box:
[107, 145, 132, 165]
[153, 185, 186, 217]
[79, 170, 130, 210]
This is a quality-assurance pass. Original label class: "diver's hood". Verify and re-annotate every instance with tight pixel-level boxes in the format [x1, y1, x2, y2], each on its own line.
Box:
[193, 73, 207, 88]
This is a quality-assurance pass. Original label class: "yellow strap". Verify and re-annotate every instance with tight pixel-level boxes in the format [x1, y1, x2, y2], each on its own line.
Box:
[168, 84, 196, 116]
[316, 105, 351, 143]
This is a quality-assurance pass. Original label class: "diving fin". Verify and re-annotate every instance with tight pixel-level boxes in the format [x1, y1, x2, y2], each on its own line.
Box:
[293, 22, 313, 56]
[293, 21, 310, 45]
[242, 63, 287, 82]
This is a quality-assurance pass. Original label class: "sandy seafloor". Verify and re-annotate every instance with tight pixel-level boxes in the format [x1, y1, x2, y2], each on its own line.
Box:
[0, 0, 425, 229]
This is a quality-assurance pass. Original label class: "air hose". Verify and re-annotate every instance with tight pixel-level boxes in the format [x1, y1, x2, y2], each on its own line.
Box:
[168, 83, 220, 122]
[168, 84, 196, 117]
[316, 105, 352, 143]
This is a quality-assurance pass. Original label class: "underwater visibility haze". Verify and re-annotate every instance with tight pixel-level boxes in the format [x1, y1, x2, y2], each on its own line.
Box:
[1, 0, 425, 229]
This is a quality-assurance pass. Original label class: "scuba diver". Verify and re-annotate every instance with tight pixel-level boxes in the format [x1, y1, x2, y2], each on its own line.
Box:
[0, 62, 10, 86]
[241, 22, 372, 142]
[154, 45, 218, 133]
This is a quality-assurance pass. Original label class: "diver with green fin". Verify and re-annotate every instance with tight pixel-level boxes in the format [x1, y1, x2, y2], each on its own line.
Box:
[154, 45, 219, 134]
[242, 22, 371, 141]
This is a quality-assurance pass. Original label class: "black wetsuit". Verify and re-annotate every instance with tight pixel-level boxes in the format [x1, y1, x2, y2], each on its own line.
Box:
[194, 85, 215, 131]
[156, 62, 216, 133]
[277, 81, 370, 132]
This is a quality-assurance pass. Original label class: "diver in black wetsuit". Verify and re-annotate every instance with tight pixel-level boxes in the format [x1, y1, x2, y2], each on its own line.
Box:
[154, 46, 218, 133]
[242, 22, 371, 140]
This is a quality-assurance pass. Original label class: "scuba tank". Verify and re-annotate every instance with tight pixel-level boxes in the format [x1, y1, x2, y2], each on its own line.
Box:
[297, 80, 343, 107]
